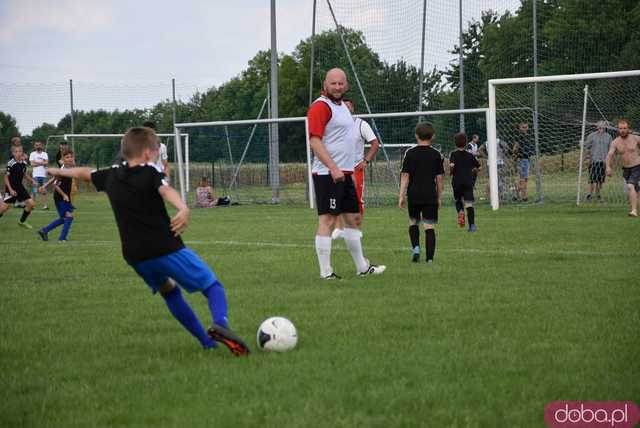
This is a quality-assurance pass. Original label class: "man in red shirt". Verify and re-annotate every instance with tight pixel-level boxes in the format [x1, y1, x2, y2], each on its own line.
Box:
[307, 68, 385, 279]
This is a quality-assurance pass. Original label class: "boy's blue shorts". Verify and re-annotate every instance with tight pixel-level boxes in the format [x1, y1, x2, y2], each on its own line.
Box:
[132, 247, 217, 294]
[55, 201, 74, 217]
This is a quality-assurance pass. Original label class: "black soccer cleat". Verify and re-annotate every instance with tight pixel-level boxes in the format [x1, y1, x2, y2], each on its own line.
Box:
[207, 324, 250, 357]
[37, 230, 48, 241]
[322, 272, 342, 280]
[412, 253, 420, 263]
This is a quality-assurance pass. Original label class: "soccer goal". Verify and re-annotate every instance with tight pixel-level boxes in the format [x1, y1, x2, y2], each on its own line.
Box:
[173, 108, 489, 207]
[487, 70, 640, 210]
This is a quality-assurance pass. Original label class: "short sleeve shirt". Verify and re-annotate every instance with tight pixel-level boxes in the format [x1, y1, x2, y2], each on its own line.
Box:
[29, 151, 48, 177]
[353, 118, 377, 162]
[401, 145, 445, 204]
[449, 150, 480, 186]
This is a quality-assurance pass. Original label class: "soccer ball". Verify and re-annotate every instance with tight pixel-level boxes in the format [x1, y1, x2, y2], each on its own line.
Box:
[257, 317, 298, 352]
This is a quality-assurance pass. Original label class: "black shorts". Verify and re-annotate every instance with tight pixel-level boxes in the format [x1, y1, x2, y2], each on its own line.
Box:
[408, 202, 438, 224]
[623, 164, 640, 191]
[453, 182, 475, 202]
[3, 185, 31, 204]
[313, 174, 359, 216]
[589, 161, 606, 184]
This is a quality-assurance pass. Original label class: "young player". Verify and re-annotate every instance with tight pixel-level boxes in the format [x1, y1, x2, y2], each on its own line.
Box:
[0, 145, 37, 228]
[37, 150, 76, 242]
[46, 127, 250, 355]
[450, 133, 480, 232]
[398, 122, 444, 263]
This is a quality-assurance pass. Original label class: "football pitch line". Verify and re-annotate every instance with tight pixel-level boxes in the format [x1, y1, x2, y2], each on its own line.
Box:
[35, 239, 629, 258]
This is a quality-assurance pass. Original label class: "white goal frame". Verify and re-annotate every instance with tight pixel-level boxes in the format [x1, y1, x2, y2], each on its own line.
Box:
[487, 69, 640, 210]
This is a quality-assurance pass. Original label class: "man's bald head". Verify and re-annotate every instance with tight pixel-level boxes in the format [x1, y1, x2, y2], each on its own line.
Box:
[323, 68, 348, 102]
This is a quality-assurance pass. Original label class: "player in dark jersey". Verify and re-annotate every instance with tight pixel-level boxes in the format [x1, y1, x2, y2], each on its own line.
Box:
[450, 133, 480, 232]
[0, 144, 37, 228]
[399, 122, 444, 263]
[46, 127, 249, 356]
[37, 150, 76, 241]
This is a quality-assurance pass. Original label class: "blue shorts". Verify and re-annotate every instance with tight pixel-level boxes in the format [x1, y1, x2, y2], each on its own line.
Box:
[518, 159, 530, 180]
[33, 176, 46, 192]
[132, 247, 217, 294]
[55, 200, 74, 217]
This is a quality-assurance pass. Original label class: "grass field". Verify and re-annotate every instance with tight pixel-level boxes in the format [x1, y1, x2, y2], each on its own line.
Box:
[1, 194, 638, 427]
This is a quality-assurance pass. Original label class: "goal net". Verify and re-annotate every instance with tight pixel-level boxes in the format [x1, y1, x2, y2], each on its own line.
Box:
[487, 70, 640, 209]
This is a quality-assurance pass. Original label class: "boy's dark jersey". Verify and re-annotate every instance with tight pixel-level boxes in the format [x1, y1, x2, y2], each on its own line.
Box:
[401, 145, 445, 204]
[515, 133, 533, 159]
[91, 163, 184, 265]
[449, 150, 480, 186]
[5, 158, 28, 192]
[54, 167, 73, 203]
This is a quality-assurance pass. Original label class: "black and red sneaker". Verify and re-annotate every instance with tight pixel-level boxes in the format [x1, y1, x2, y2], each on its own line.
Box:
[207, 324, 250, 357]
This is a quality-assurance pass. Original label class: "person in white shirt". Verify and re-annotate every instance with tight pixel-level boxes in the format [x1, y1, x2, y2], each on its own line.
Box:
[142, 120, 170, 181]
[29, 141, 49, 209]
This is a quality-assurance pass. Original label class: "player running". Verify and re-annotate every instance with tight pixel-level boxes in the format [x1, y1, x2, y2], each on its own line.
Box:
[449, 133, 480, 231]
[37, 150, 77, 242]
[46, 127, 249, 355]
[0, 144, 37, 228]
[307, 68, 385, 279]
[398, 122, 444, 263]
[606, 119, 640, 217]
[331, 98, 379, 239]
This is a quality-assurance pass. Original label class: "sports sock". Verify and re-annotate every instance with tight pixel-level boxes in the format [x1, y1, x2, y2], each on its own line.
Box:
[466, 206, 475, 226]
[409, 225, 420, 251]
[20, 209, 31, 223]
[202, 281, 229, 329]
[343, 228, 369, 273]
[162, 286, 215, 349]
[59, 217, 73, 240]
[315, 235, 333, 277]
[455, 199, 464, 212]
[43, 218, 64, 233]
[425, 229, 436, 261]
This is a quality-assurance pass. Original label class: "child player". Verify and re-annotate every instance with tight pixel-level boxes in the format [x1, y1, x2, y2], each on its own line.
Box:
[37, 150, 76, 242]
[46, 127, 250, 356]
[398, 122, 444, 263]
[449, 132, 480, 232]
[0, 144, 37, 228]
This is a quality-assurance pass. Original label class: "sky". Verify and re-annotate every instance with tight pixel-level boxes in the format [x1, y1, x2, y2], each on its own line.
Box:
[0, 0, 519, 134]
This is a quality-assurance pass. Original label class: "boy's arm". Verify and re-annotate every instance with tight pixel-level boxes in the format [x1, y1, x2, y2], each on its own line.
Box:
[158, 185, 190, 236]
[53, 183, 69, 202]
[605, 140, 618, 176]
[4, 174, 15, 195]
[436, 174, 444, 207]
[398, 172, 409, 208]
[47, 167, 92, 182]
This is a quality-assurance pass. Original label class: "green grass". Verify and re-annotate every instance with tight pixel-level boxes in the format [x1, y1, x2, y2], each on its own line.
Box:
[1, 195, 638, 427]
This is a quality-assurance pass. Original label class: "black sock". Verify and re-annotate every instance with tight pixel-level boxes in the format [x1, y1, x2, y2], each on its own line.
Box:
[455, 199, 464, 212]
[425, 229, 436, 261]
[467, 206, 475, 225]
[409, 225, 419, 249]
[20, 209, 31, 223]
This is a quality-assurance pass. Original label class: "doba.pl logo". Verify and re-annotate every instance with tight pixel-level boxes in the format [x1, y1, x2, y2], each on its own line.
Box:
[545, 401, 640, 428]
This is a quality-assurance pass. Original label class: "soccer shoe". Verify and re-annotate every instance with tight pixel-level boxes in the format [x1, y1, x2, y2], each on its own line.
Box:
[207, 324, 250, 357]
[42, 205, 49, 210]
[628, 211, 638, 218]
[585, 193, 592, 201]
[18, 221, 33, 230]
[457, 211, 465, 228]
[322, 272, 342, 280]
[37, 230, 48, 241]
[412, 253, 420, 263]
[331, 228, 345, 240]
[426, 259, 434, 264]
[358, 264, 386, 277]
[468, 224, 477, 232]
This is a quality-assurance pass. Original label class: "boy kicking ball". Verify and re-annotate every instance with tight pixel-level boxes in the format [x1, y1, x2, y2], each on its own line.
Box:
[38, 150, 76, 242]
[449, 133, 480, 232]
[0, 144, 37, 228]
[47, 127, 249, 356]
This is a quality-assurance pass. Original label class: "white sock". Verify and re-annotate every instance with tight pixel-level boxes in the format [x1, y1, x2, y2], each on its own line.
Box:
[315, 235, 333, 277]
[331, 228, 344, 240]
[343, 228, 369, 273]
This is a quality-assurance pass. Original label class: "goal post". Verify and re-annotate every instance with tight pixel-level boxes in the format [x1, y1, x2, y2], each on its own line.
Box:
[487, 70, 640, 210]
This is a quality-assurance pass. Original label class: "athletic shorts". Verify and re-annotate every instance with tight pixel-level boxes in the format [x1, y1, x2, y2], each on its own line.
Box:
[623, 164, 640, 192]
[3, 185, 31, 204]
[517, 159, 530, 180]
[33, 176, 46, 191]
[313, 174, 359, 216]
[353, 169, 365, 215]
[588, 161, 606, 184]
[453, 182, 475, 202]
[132, 247, 217, 294]
[408, 202, 438, 225]
[55, 200, 74, 218]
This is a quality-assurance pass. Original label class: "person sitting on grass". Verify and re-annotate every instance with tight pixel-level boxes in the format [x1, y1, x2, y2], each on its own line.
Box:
[194, 176, 230, 208]
[46, 127, 249, 356]
[37, 150, 76, 242]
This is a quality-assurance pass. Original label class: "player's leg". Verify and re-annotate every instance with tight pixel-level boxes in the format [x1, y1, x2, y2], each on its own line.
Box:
[453, 186, 465, 227]
[39, 204, 64, 241]
[464, 185, 476, 232]
[314, 175, 340, 278]
[407, 204, 421, 262]
[0, 198, 12, 217]
[59, 210, 74, 241]
[331, 215, 344, 240]
[18, 196, 35, 229]
[422, 205, 438, 263]
[37, 177, 47, 209]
